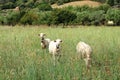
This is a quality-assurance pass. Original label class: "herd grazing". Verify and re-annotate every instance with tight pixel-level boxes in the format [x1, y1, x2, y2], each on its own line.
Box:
[38, 33, 92, 70]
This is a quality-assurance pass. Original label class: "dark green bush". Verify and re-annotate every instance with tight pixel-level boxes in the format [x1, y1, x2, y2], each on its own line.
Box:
[37, 2, 52, 11]
[107, 0, 115, 6]
[75, 11, 90, 25]
[32, 11, 52, 26]
[1, 2, 14, 9]
[20, 10, 39, 25]
[74, 5, 92, 12]
[106, 8, 120, 25]
[49, 0, 57, 4]
[94, 4, 111, 13]
[6, 11, 21, 26]
[51, 9, 77, 26]
[25, 0, 34, 8]
[0, 15, 4, 25]
[89, 10, 106, 25]
[0, 10, 20, 25]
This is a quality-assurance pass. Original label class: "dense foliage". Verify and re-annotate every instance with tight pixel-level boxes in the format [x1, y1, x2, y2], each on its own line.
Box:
[0, 0, 120, 26]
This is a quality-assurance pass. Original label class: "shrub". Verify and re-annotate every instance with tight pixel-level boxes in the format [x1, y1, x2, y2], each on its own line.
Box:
[89, 10, 106, 25]
[75, 11, 90, 25]
[0, 15, 4, 25]
[74, 5, 92, 12]
[25, 0, 34, 8]
[51, 9, 77, 27]
[94, 4, 111, 13]
[107, 0, 115, 6]
[32, 11, 52, 26]
[37, 2, 52, 11]
[6, 11, 21, 26]
[106, 8, 120, 25]
[20, 9, 39, 25]
[1, 2, 15, 9]
[49, 0, 57, 4]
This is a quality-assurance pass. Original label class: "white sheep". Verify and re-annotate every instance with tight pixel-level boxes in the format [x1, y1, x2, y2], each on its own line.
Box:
[76, 41, 92, 70]
[107, 20, 114, 26]
[38, 33, 51, 49]
[48, 39, 62, 65]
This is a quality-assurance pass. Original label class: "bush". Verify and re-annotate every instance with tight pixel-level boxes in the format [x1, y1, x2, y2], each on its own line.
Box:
[1, 2, 15, 9]
[25, 0, 34, 8]
[75, 11, 90, 25]
[0, 15, 4, 25]
[89, 10, 106, 25]
[0, 10, 21, 25]
[106, 8, 120, 25]
[94, 4, 111, 13]
[37, 2, 52, 11]
[20, 9, 39, 25]
[107, 0, 115, 6]
[32, 11, 52, 26]
[51, 9, 77, 27]
[6, 11, 21, 26]
[74, 5, 92, 12]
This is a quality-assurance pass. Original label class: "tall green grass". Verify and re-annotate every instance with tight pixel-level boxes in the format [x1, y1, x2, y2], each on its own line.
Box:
[0, 26, 120, 80]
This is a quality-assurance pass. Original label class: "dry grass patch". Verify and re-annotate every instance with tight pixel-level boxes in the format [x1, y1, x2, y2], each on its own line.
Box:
[51, 1, 102, 8]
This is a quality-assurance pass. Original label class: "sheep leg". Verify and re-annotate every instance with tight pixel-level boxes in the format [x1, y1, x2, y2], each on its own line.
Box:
[84, 58, 91, 71]
[53, 54, 56, 66]
[57, 52, 61, 62]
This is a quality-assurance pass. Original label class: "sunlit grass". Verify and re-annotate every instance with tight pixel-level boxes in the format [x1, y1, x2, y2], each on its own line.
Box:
[0, 26, 120, 80]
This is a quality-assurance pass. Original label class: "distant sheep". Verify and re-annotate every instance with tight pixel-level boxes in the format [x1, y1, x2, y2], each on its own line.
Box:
[107, 20, 114, 26]
[38, 33, 51, 49]
[13, 6, 20, 11]
[49, 39, 62, 65]
[76, 41, 92, 70]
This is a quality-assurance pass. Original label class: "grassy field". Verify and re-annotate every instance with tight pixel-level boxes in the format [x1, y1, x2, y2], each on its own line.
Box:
[0, 26, 120, 80]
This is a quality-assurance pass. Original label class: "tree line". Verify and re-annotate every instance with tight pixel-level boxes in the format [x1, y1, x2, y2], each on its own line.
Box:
[0, 0, 120, 27]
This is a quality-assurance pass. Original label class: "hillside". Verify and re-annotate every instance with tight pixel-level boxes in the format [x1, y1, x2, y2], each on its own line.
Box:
[51, 1, 102, 8]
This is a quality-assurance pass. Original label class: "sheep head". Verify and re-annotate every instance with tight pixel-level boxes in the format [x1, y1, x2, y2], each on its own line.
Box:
[38, 33, 46, 39]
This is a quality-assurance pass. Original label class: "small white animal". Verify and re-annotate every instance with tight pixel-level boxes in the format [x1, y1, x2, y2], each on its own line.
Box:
[107, 20, 114, 25]
[76, 41, 92, 70]
[38, 33, 51, 49]
[48, 39, 62, 65]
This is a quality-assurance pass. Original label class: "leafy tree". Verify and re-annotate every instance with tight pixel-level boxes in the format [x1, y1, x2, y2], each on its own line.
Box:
[106, 8, 120, 25]
[89, 10, 105, 25]
[6, 11, 21, 26]
[75, 11, 90, 25]
[51, 9, 77, 27]
[20, 9, 39, 25]
[37, 2, 52, 11]
[107, 0, 114, 6]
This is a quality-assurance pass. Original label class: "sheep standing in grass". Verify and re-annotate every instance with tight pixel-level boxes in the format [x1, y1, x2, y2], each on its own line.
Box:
[38, 33, 51, 49]
[76, 41, 92, 70]
[107, 20, 114, 26]
[49, 39, 62, 65]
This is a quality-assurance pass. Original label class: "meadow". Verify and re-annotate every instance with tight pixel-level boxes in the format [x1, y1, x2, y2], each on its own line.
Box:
[0, 26, 120, 80]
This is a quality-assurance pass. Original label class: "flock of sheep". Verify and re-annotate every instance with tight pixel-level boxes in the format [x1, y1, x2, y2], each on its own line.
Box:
[38, 33, 92, 70]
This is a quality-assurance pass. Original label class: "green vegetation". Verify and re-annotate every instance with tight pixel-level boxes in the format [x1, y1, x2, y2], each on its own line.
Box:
[0, 26, 120, 80]
[0, 0, 120, 26]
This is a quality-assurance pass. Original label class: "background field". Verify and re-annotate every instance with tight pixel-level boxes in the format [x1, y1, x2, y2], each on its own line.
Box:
[0, 26, 120, 80]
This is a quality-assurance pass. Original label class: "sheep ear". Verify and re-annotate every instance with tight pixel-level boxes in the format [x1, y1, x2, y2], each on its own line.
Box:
[54, 40, 56, 42]
[60, 40, 62, 42]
